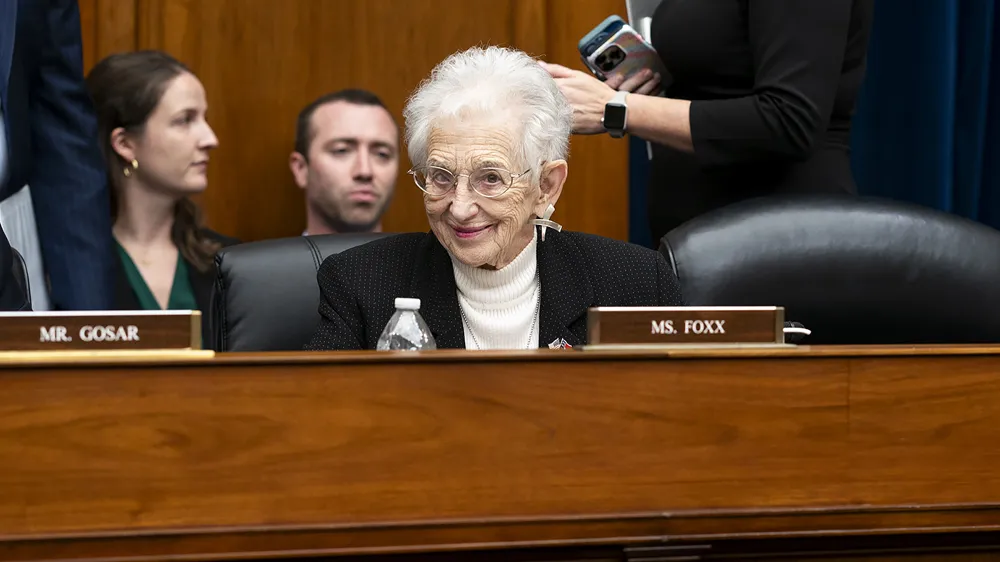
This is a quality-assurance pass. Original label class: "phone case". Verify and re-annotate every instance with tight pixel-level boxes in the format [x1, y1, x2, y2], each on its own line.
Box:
[578, 15, 626, 55]
[584, 26, 665, 84]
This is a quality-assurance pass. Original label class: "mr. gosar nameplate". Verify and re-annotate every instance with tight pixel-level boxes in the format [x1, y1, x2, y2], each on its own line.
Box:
[0, 310, 201, 351]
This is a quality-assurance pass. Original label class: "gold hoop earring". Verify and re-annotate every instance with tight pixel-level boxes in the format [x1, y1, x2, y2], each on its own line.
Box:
[122, 159, 139, 178]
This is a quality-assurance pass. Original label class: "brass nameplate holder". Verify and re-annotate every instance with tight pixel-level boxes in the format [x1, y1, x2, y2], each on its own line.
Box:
[587, 306, 786, 347]
[0, 310, 203, 352]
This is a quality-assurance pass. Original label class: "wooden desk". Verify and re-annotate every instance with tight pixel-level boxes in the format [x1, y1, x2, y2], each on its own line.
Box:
[2, 346, 1000, 561]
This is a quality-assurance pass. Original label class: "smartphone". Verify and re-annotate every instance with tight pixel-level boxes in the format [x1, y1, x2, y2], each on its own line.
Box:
[578, 15, 666, 87]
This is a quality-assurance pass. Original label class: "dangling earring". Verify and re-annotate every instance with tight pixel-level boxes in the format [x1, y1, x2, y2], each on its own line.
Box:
[122, 159, 139, 178]
[532, 203, 562, 242]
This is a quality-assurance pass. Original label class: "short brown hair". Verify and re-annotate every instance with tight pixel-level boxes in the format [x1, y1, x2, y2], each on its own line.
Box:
[294, 89, 397, 159]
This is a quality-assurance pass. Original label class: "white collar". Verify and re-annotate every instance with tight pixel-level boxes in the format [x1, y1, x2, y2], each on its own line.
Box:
[451, 229, 538, 308]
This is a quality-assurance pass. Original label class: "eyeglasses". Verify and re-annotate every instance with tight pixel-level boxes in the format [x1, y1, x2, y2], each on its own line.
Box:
[408, 165, 531, 199]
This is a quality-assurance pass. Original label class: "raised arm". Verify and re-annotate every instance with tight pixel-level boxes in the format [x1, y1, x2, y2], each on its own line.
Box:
[544, 0, 855, 164]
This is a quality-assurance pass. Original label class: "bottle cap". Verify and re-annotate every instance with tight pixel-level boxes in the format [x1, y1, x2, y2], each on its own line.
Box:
[394, 297, 421, 310]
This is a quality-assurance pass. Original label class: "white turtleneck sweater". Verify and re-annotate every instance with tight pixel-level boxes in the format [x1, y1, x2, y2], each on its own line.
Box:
[451, 230, 540, 350]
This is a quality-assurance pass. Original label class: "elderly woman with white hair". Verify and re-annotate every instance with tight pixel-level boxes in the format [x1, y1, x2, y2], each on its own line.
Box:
[305, 46, 684, 351]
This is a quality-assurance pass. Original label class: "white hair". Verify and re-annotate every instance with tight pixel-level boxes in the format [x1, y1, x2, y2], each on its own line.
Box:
[403, 46, 573, 180]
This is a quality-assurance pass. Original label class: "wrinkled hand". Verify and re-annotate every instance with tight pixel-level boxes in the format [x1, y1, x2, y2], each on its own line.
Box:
[540, 61, 661, 135]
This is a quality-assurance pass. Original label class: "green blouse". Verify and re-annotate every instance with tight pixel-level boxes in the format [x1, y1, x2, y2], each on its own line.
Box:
[115, 242, 198, 310]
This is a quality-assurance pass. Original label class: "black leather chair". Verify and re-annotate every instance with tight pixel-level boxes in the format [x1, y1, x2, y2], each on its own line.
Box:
[10, 247, 30, 309]
[212, 233, 391, 351]
[660, 195, 1000, 344]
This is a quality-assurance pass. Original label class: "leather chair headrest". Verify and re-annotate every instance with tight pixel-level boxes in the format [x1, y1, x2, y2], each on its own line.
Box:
[212, 233, 392, 351]
[660, 195, 1000, 344]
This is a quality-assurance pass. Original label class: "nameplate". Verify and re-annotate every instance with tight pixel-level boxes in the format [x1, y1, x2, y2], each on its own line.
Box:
[587, 306, 785, 345]
[0, 311, 201, 351]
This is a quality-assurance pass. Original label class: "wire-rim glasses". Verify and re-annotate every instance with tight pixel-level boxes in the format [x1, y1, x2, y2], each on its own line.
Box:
[408, 165, 531, 199]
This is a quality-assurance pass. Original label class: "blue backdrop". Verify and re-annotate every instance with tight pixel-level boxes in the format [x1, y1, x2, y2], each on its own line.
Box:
[851, 0, 1000, 227]
[628, 0, 1000, 244]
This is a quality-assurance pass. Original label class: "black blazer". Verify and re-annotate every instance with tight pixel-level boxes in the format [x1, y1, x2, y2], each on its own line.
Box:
[305, 228, 685, 350]
[114, 230, 239, 347]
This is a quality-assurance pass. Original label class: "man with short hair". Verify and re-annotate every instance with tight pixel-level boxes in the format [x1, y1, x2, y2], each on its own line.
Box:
[290, 89, 399, 235]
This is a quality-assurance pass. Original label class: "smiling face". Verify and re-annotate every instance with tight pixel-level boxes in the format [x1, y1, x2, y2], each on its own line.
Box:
[422, 116, 567, 269]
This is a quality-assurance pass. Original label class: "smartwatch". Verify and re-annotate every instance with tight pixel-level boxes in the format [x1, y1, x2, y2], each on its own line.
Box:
[602, 91, 629, 138]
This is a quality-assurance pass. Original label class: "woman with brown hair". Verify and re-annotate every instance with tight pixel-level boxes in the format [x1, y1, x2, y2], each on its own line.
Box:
[86, 50, 237, 343]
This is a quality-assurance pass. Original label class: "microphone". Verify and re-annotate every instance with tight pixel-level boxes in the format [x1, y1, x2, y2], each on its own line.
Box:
[783, 321, 811, 344]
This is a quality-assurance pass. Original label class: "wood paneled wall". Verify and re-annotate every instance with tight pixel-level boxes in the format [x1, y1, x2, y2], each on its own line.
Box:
[78, 0, 630, 242]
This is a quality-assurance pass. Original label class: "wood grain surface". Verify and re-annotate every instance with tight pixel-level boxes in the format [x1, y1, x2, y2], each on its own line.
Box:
[76, 0, 632, 243]
[1, 347, 1000, 560]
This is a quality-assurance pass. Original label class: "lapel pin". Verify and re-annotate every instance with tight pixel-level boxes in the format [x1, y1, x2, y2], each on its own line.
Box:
[548, 338, 573, 349]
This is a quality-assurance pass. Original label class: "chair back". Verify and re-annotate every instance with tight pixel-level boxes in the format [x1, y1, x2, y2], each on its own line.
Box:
[660, 195, 1000, 344]
[213, 233, 392, 351]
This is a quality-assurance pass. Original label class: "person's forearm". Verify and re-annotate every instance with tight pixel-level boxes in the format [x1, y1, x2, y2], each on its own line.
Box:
[626, 94, 694, 153]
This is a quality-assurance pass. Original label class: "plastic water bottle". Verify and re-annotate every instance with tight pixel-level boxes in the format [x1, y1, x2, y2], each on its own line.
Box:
[376, 298, 437, 351]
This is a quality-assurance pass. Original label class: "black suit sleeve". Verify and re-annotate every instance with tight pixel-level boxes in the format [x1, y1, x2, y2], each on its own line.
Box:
[655, 253, 685, 306]
[0, 233, 30, 311]
[304, 254, 366, 351]
[30, 0, 116, 309]
[689, 0, 853, 165]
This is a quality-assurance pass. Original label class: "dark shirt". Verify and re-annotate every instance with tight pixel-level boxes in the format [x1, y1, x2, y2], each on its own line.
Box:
[113, 229, 239, 348]
[0, 238, 29, 311]
[304, 228, 684, 350]
[646, 0, 874, 241]
[115, 242, 198, 311]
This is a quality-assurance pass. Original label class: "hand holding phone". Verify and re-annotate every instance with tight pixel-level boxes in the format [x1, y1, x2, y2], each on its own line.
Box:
[577, 15, 669, 94]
